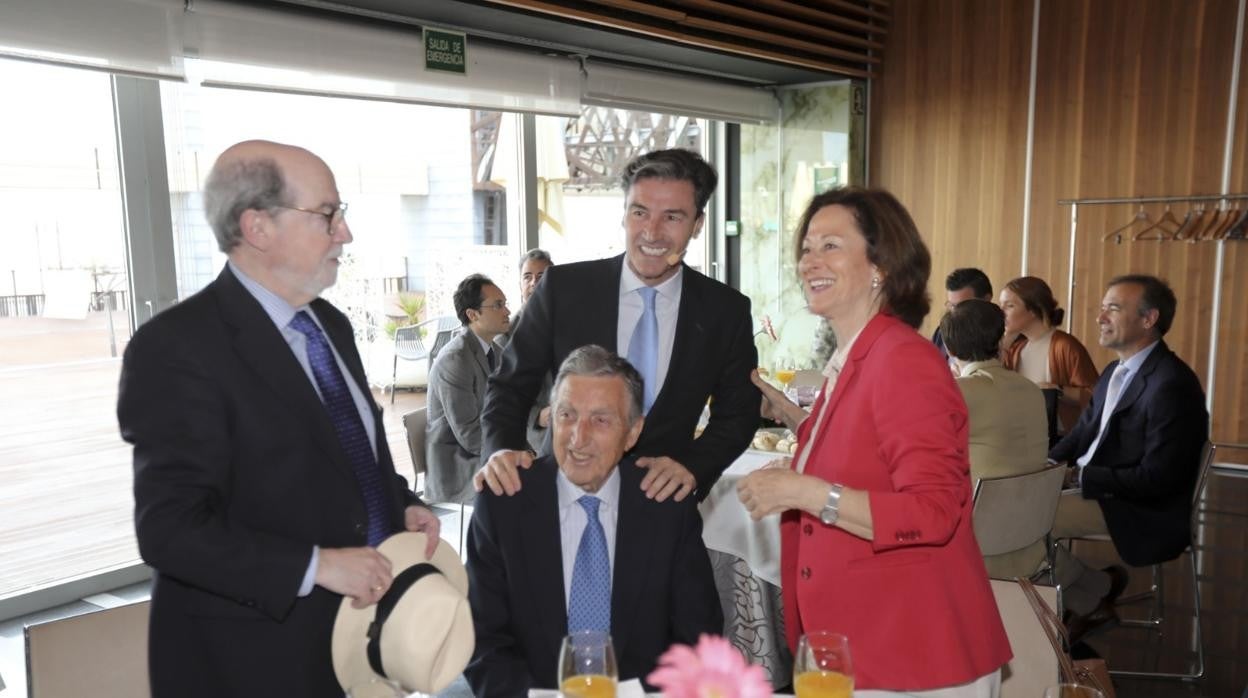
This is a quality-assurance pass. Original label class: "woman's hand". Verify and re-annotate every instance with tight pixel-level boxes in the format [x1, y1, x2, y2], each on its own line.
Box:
[737, 465, 810, 520]
[751, 369, 807, 431]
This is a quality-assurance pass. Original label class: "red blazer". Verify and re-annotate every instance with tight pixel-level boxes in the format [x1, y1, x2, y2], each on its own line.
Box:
[782, 313, 1011, 691]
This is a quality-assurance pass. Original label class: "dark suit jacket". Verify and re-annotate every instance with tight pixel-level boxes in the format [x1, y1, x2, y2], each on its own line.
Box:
[464, 456, 723, 697]
[481, 255, 759, 497]
[1050, 341, 1207, 566]
[117, 266, 418, 698]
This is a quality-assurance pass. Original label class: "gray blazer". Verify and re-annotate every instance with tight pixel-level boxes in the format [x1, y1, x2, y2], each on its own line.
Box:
[425, 327, 491, 503]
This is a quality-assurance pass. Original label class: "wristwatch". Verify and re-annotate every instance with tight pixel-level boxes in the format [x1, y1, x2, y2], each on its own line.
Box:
[819, 483, 845, 525]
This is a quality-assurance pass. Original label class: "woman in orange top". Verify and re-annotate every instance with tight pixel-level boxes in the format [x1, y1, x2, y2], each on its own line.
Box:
[737, 188, 1010, 695]
[998, 276, 1099, 430]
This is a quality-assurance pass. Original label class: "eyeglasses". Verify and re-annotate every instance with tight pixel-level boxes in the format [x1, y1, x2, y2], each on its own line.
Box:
[276, 202, 348, 233]
[479, 300, 509, 311]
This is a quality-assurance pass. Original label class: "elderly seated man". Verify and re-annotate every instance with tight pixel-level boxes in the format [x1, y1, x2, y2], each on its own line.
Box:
[464, 345, 722, 696]
[940, 298, 1049, 578]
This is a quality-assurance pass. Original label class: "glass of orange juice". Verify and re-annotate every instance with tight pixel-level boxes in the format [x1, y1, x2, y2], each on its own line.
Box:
[558, 630, 617, 698]
[794, 631, 853, 698]
[775, 367, 797, 389]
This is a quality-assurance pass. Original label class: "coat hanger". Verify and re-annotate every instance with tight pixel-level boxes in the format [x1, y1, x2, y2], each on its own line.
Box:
[1133, 205, 1182, 241]
[1102, 207, 1151, 243]
[1187, 206, 1226, 241]
[1218, 207, 1248, 240]
[1208, 206, 1241, 240]
[1172, 206, 1206, 242]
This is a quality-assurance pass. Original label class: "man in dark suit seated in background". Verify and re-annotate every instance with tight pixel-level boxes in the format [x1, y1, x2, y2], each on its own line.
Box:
[425, 273, 510, 504]
[464, 345, 722, 696]
[932, 267, 994, 362]
[117, 140, 440, 697]
[477, 148, 759, 504]
[1049, 274, 1208, 642]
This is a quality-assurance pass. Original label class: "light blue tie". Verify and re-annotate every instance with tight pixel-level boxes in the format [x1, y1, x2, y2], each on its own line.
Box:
[627, 287, 659, 414]
[567, 495, 611, 633]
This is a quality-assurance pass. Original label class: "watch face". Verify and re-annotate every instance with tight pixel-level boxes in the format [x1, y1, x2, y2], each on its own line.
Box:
[820, 507, 837, 525]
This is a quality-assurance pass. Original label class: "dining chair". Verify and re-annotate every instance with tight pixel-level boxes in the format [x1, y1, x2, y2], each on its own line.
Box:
[973, 465, 1067, 583]
[991, 579, 1060, 698]
[1057, 441, 1215, 681]
[25, 600, 150, 698]
[390, 316, 445, 404]
[403, 405, 469, 555]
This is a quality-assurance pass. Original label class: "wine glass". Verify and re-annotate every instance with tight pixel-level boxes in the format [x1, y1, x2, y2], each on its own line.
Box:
[793, 631, 853, 698]
[1043, 685, 1105, 698]
[774, 366, 797, 390]
[558, 630, 617, 698]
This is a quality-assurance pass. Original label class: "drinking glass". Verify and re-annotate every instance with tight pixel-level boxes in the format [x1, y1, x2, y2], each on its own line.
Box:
[793, 631, 853, 698]
[557, 630, 617, 698]
[1043, 685, 1105, 698]
[774, 366, 797, 390]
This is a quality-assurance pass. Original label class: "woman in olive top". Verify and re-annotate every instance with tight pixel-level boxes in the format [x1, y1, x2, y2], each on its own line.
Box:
[999, 276, 1099, 433]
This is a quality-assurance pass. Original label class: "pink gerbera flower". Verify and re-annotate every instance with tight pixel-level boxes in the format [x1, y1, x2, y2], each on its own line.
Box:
[647, 635, 772, 698]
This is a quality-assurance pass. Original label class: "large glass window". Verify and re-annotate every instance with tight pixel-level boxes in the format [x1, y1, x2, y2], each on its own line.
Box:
[160, 80, 523, 394]
[740, 83, 864, 371]
[535, 108, 710, 272]
[0, 58, 132, 597]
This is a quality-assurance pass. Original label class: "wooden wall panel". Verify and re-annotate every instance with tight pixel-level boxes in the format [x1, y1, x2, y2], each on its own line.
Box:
[872, 0, 1248, 445]
[869, 0, 1033, 330]
[1219, 18, 1248, 447]
[1028, 0, 1237, 402]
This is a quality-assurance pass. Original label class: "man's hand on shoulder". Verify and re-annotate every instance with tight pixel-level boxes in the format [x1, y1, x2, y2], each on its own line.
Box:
[404, 504, 442, 558]
[315, 547, 393, 609]
[473, 449, 536, 496]
[635, 456, 696, 502]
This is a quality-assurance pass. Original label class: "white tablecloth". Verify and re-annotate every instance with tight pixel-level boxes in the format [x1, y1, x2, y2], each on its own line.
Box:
[700, 450, 783, 586]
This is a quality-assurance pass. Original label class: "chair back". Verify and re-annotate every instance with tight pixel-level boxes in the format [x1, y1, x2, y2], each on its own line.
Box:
[394, 317, 442, 361]
[991, 580, 1060, 698]
[428, 317, 462, 365]
[1040, 387, 1061, 447]
[1191, 441, 1216, 527]
[972, 465, 1067, 557]
[403, 407, 428, 479]
[25, 600, 151, 698]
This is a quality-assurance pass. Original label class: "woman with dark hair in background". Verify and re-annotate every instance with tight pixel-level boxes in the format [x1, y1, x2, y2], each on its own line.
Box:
[999, 276, 1099, 431]
[738, 187, 1010, 696]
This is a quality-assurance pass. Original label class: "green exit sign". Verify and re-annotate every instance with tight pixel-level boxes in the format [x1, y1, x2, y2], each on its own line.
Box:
[424, 28, 466, 74]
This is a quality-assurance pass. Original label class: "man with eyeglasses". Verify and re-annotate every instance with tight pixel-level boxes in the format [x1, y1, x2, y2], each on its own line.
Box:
[426, 274, 512, 504]
[118, 140, 439, 698]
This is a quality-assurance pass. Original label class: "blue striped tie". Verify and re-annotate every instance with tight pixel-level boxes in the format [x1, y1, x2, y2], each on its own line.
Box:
[289, 311, 391, 546]
[627, 286, 659, 414]
[567, 495, 611, 633]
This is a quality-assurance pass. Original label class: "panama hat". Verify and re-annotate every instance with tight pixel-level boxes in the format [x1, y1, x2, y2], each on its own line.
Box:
[331, 532, 474, 695]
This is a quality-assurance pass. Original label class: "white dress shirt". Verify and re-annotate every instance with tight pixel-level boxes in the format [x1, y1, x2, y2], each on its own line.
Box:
[617, 264, 683, 401]
[556, 466, 621, 608]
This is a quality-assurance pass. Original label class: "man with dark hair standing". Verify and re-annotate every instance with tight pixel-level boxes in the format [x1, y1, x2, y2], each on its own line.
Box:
[1050, 274, 1207, 641]
[118, 140, 439, 697]
[510, 249, 556, 451]
[426, 274, 511, 504]
[933, 267, 994, 359]
[478, 148, 759, 503]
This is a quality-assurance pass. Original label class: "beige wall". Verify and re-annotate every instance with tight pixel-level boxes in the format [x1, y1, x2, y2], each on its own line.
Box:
[871, 0, 1248, 451]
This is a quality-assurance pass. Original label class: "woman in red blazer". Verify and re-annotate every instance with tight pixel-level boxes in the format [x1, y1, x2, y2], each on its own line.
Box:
[738, 188, 1011, 695]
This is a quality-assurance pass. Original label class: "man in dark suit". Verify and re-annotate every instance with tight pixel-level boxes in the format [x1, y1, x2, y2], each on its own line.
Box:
[465, 346, 722, 696]
[1049, 274, 1207, 640]
[477, 148, 759, 503]
[117, 140, 440, 698]
[425, 274, 510, 504]
[931, 267, 993, 362]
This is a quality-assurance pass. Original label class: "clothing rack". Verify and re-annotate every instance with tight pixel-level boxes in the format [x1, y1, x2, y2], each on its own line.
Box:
[1057, 193, 1248, 427]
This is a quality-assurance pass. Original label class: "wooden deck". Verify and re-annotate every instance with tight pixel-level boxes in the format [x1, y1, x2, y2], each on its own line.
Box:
[0, 313, 426, 599]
